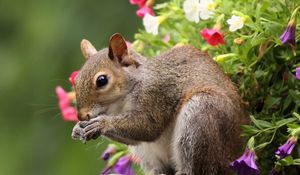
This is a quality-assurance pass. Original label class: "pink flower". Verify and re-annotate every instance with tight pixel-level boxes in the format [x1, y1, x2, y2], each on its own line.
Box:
[55, 86, 78, 122]
[163, 34, 171, 43]
[200, 28, 225, 46]
[69, 71, 79, 86]
[129, 0, 146, 8]
[62, 107, 78, 122]
[136, 5, 154, 18]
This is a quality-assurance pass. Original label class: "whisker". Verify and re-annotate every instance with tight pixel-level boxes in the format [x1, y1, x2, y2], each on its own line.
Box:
[33, 107, 59, 116]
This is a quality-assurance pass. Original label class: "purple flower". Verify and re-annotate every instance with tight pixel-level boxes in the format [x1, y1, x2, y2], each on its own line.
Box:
[296, 67, 300, 80]
[279, 22, 296, 46]
[230, 149, 260, 175]
[275, 137, 297, 159]
[114, 155, 135, 175]
[101, 167, 112, 175]
[279, 6, 300, 47]
[101, 145, 116, 161]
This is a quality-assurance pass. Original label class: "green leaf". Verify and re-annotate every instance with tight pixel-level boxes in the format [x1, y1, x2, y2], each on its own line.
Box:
[247, 136, 255, 149]
[154, 2, 168, 10]
[241, 125, 260, 135]
[275, 118, 297, 126]
[293, 112, 300, 121]
[278, 156, 294, 166]
[293, 158, 300, 165]
[264, 96, 281, 109]
[255, 142, 270, 150]
[250, 115, 273, 129]
[107, 151, 127, 167]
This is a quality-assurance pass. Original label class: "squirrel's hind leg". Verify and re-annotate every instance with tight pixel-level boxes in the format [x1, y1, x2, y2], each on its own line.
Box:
[172, 92, 239, 175]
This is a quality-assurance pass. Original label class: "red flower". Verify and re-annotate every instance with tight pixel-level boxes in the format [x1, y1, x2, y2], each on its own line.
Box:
[129, 0, 146, 8]
[200, 28, 225, 46]
[55, 86, 78, 122]
[136, 5, 154, 18]
[69, 70, 79, 86]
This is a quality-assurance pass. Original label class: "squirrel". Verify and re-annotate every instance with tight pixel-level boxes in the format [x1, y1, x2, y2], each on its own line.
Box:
[71, 33, 247, 175]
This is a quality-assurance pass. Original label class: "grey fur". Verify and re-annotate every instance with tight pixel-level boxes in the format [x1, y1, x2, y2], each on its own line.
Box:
[72, 44, 247, 175]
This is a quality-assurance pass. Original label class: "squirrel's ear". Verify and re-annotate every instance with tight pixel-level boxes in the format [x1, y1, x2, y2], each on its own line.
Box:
[80, 39, 97, 60]
[108, 33, 136, 66]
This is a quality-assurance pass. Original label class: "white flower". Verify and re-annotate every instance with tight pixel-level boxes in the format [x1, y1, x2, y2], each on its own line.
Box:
[183, 0, 201, 23]
[199, 0, 215, 20]
[183, 0, 215, 22]
[227, 15, 245, 32]
[143, 13, 161, 35]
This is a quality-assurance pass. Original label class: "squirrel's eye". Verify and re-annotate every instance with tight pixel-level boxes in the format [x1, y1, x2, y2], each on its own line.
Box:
[96, 75, 108, 88]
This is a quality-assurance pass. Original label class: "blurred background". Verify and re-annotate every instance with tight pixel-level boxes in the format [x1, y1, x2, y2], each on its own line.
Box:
[0, 0, 158, 174]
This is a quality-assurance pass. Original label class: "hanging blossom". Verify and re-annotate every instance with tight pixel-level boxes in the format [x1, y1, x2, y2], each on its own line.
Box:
[230, 149, 260, 175]
[280, 22, 296, 46]
[69, 70, 79, 86]
[55, 71, 79, 122]
[183, 0, 215, 23]
[129, 0, 154, 18]
[275, 136, 298, 159]
[114, 155, 135, 175]
[55, 86, 78, 122]
[143, 13, 164, 35]
[227, 15, 245, 32]
[101, 144, 117, 161]
[100, 143, 139, 175]
[279, 6, 299, 47]
[101, 154, 137, 175]
[129, 0, 146, 8]
[136, 5, 154, 18]
[296, 67, 300, 80]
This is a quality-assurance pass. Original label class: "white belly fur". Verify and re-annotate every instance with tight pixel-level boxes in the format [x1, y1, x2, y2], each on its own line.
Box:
[130, 121, 175, 173]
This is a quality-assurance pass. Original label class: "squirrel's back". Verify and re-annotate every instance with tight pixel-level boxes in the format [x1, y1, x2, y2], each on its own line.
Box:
[146, 45, 242, 107]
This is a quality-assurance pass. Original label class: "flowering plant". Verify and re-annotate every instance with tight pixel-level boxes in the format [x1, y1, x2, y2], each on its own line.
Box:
[56, 0, 300, 174]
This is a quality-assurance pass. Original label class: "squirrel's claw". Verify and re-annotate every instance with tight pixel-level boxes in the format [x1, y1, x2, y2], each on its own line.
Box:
[71, 116, 102, 143]
[83, 117, 102, 141]
[71, 123, 85, 141]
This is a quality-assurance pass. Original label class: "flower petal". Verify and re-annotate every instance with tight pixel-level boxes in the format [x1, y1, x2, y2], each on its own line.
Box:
[136, 5, 154, 18]
[69, 71, 79, 86]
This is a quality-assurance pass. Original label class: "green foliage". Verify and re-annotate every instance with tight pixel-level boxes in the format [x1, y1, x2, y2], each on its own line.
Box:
[133, 0, 300, 173]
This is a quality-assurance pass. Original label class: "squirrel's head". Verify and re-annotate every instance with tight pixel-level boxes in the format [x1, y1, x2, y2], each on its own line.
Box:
[75, 33, 140, 121]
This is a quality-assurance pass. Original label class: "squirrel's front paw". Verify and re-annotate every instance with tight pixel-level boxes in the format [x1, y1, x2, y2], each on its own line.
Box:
[80, 116, 103, 141]
[71, 122, 85, 142]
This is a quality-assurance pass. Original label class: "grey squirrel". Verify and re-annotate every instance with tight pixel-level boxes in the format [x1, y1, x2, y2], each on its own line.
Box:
[72, 33, 247, 175]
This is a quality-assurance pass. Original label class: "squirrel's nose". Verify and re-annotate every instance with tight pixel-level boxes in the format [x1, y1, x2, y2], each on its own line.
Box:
[78, 108, 91, 121]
